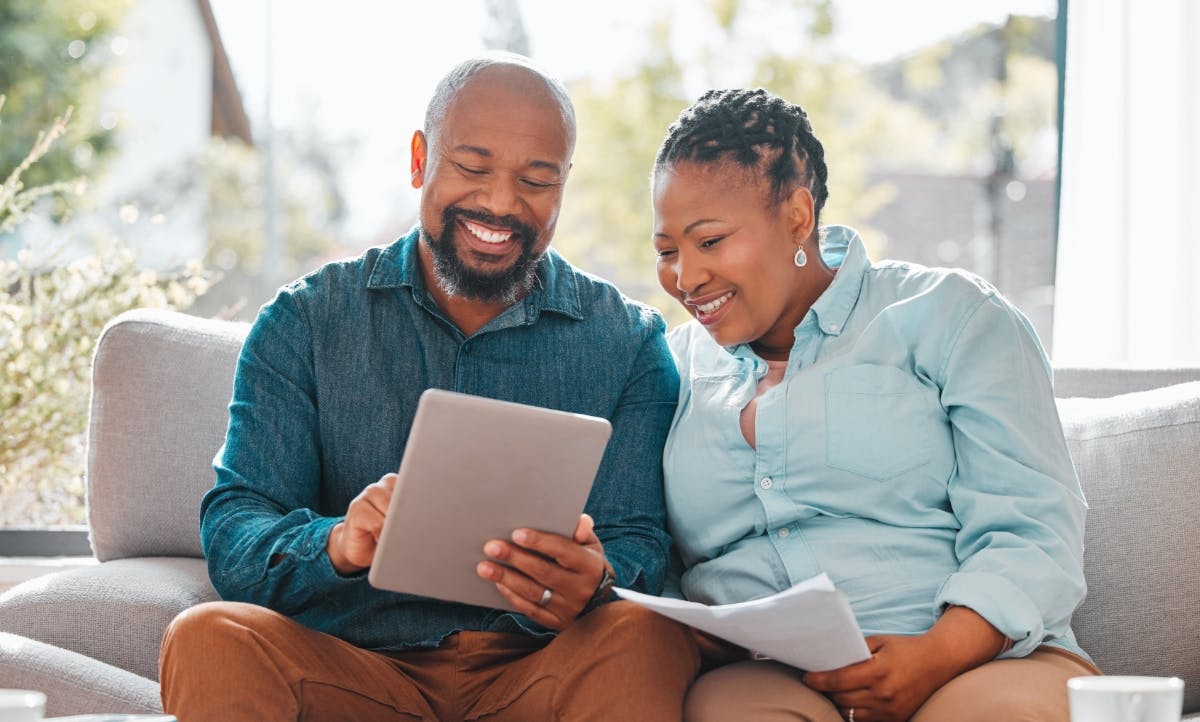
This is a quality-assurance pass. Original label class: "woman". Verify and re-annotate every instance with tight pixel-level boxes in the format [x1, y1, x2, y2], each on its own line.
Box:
[651, 88, 1099, 722]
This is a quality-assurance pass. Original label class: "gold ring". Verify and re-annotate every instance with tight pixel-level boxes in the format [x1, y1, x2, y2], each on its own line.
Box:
[538, 587, 552, 606]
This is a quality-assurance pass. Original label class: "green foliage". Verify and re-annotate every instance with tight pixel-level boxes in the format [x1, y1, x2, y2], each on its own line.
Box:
[0, 100, 215, 527]
[555, 6, 1055, 328]
[0, 0, 131, 201]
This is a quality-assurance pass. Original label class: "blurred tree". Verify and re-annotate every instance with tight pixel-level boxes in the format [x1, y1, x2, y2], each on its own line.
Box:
[484, 0, 531, 56]
[0, 0, 131, 201]
[556, 0, 895, 326]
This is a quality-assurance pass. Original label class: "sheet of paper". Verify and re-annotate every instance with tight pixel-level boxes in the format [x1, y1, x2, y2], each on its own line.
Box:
[615, 572, 871, 672]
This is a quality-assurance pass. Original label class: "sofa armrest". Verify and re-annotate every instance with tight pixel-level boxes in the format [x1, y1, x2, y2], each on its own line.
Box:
[0, 632, 162, 716]
[0, 557, 217, 681]
[88, 309, 248, 561]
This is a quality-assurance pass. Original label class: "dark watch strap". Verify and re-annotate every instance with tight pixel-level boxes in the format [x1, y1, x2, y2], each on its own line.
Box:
[578, 565, 617, 617]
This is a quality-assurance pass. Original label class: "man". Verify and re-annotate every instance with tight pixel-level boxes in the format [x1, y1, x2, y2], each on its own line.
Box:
[159, 53, 699, 721]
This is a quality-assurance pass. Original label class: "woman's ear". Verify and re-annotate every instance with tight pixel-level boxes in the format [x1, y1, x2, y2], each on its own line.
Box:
[410, 131, 428, 189]
[787, 185, 816, 242]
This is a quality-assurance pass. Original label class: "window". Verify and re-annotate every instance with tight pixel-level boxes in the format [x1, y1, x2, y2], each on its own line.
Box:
[1, 0, 1072, 545]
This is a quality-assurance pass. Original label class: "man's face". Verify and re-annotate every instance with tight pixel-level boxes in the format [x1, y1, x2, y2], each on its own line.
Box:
[413, 66, 573, 304]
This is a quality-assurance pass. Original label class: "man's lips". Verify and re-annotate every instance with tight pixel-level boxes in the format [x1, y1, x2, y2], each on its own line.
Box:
[457, 218, 518, 256]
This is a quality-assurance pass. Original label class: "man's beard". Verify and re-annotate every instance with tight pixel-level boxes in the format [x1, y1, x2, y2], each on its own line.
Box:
[423, 206, 543, 306]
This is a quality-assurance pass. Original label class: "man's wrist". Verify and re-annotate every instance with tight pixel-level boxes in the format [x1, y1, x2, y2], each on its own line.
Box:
[577, 564, 617, 617]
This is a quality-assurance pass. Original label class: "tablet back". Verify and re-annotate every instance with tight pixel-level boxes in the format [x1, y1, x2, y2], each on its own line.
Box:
[367, 388, 613, 611]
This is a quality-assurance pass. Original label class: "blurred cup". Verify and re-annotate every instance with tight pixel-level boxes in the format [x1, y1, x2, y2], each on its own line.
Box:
[0, 690, 45, 722]
[1068, 676, 1184, 722]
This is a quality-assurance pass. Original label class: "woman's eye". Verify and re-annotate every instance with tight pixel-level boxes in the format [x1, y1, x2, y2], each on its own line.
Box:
[700, 236, 725, 249]
[655, 248, 676, 259]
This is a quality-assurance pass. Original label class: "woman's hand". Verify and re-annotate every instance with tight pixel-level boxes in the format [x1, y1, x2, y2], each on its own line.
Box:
[476, 513, 610, 630]
[803, 606, 1008, 722]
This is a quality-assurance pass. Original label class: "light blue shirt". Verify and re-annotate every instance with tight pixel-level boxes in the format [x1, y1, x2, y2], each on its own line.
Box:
[664, 225, 1088, 660]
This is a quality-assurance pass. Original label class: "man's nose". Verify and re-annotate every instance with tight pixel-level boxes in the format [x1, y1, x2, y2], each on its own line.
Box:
[476, 175, 521, 218]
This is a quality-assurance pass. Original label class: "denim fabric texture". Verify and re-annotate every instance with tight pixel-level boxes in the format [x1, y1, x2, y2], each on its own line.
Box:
[202, 226, 679, 651]
[664, 225, 1089, 661]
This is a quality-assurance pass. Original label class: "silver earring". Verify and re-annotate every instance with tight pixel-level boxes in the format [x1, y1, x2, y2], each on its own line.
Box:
[794, 246, 808, 267]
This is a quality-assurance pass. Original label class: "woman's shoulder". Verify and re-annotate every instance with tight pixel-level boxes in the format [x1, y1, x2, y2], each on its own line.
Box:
[666, 320, 732, 377]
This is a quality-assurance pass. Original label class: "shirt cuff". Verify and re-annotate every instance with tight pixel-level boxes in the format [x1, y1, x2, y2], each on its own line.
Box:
[285, 515, 366, 589]
[935, 571, 1045, 658]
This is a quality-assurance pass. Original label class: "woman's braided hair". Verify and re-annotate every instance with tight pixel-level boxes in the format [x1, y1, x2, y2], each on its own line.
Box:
[655, 88, 830, 227]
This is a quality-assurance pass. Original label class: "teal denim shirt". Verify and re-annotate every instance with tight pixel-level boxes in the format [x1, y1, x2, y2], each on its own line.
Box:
[202, 227, 679, 651]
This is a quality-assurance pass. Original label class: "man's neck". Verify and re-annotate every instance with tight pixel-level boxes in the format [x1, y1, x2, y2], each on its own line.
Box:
[417, 242, 518, 337]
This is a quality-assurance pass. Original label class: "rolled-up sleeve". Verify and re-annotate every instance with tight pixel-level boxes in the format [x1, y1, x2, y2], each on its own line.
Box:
[935, 292, 1087, 658]
[586, 312, 680, 595]
[201, 287, 362, 614]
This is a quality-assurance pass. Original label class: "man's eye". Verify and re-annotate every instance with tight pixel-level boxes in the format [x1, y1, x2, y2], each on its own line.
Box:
[455, 163, 486, 175]
[521, 177, 559, 189]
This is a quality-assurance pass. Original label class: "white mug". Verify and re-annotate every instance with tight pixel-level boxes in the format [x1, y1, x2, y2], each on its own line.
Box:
[0, 690, 45, 722]
[1068, 676, 1184, 722]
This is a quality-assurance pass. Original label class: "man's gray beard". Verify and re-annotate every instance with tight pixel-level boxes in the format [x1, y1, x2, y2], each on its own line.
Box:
[422, 225, 541, 306]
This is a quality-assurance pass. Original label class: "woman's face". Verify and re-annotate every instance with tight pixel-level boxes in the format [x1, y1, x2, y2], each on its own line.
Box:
[652, 160, 812, 354]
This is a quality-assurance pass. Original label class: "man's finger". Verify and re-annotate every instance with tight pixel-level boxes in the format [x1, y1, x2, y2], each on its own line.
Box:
[510, 528, 592, 572]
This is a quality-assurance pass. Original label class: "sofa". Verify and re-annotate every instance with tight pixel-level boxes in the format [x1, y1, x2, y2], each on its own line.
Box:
[1, 308, 1197, 718]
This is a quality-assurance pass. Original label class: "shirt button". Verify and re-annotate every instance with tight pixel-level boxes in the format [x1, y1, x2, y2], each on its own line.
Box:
[778, 528, 791, 538]
[759, 477, 773, 490]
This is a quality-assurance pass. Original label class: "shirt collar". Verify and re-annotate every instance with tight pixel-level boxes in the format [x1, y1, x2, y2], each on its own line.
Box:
[365, 226, 584, 321]
[808, 224, 869, 337]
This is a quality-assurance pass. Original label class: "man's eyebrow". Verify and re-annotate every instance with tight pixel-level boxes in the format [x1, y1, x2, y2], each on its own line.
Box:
[450, 144, 563, 175]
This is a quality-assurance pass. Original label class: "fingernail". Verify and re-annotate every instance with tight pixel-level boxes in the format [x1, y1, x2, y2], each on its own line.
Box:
[476, 561, 495, 579]
[484, 542, 503, 557]
[512, 529, 530, 544]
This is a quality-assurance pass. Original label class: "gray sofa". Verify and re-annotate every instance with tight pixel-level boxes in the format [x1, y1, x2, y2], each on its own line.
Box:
[1, 308, 1197, 718]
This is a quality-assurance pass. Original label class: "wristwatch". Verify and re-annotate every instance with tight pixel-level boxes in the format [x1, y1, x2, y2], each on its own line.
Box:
[578, 564, 617, 617]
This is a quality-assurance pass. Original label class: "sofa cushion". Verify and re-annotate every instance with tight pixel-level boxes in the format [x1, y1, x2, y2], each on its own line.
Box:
[0, 632, 161, 716]
[0, 557, 217, 681]
[1057, 381, 1200, 713]
[88, 309, 248, 560]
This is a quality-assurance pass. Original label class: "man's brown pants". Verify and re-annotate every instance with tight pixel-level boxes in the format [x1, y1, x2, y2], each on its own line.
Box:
[159, 600, 701, 722]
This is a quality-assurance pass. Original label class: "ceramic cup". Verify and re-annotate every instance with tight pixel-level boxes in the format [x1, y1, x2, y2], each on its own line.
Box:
[1068, 676, 1184, 722]
[0, 690, 45, 722]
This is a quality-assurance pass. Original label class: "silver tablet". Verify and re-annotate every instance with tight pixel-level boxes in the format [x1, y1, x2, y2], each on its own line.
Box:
[367, 388, 613, 611]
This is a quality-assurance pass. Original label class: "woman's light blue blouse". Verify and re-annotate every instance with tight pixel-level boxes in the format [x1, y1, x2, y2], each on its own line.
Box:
[664, 225, 1088, 660]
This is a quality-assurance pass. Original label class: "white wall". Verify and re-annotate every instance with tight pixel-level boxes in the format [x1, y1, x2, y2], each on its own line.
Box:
[101, 0, 212, 266]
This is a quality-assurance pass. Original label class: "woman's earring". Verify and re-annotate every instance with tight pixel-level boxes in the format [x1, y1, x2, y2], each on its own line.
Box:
[794, 246, 808, 268]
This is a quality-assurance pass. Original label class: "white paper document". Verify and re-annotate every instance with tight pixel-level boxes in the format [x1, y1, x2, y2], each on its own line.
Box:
[615, 572, 871, 672]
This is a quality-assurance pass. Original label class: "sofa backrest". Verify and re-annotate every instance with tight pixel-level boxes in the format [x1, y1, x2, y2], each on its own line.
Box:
[1054, 371, 1200, 714]
[87, 308, 248, 561]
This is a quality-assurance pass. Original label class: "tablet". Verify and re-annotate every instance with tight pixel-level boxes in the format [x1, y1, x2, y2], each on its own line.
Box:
[367, 388, 613, 611]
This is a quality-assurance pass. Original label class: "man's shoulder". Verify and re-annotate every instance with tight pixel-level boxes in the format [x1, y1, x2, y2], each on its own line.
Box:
[549, 252, 667, 335]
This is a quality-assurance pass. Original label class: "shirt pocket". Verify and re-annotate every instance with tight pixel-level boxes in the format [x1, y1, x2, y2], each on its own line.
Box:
[824, 364, 931, 481]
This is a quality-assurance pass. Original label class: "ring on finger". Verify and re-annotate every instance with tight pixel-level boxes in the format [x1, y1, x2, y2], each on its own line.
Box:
[537, 587, 552, 607]
[848, 708, 854, 722]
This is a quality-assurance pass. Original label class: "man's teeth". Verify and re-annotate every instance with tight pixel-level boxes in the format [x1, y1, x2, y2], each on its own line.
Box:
[696, 293, 733, 314]
[464, 220, 513, 244]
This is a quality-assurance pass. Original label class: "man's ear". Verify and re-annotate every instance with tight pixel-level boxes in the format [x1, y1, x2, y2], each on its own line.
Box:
[787, 185, 816, 242]
[410, 131, 428, 189]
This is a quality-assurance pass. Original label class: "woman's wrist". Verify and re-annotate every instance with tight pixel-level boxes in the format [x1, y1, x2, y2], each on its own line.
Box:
[923, 605, 1010, 680]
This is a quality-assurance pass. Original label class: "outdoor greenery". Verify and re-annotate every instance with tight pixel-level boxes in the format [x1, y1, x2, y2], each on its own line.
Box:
[0, 0, 130, 210]
[553, 3, 1056, 327]
[0, 99, 215, 527]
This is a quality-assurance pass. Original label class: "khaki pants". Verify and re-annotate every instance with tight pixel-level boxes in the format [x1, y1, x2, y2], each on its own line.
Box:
[160, 600, 700, 722]
[684, 644, 1101, 722]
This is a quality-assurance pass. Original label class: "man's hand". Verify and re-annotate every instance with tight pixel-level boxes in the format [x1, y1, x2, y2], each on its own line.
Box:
[802, 606, 1007, 722]
[476, 513, 609, 630]
[326, 473, 397, 576]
